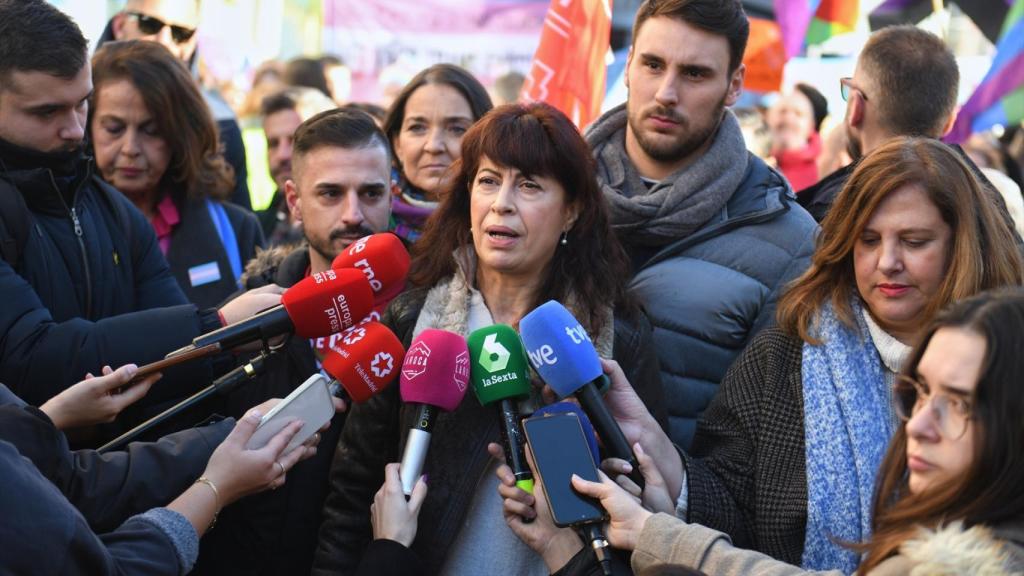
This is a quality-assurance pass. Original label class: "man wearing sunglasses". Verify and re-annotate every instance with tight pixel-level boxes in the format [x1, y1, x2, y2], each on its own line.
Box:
[98, 0, 253, 211]
[797, 26, 960, 222]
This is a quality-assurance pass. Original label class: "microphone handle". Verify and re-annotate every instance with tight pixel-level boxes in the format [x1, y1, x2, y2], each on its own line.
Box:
[581, 523, 613, 576]
[98, 353, 270, 453]
[193, 305, 292, 350]
[498, 398, 534, 494]
[399, 403, 437, 496]
[575, 382, 645, 490]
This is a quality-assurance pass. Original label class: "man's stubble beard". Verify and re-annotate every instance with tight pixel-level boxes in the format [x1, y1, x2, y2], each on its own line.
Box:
[627, 93, 728, 166]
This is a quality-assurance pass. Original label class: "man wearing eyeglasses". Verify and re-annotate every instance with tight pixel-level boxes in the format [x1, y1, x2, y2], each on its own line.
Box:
[797, 26, 960, 222]
[98, 0, 253, 211]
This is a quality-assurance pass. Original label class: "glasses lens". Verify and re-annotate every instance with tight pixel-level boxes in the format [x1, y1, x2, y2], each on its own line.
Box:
[933, 396, 970, 439]
[134, 14, 165, 35]
[840, 80, 850, 102]
[894, 376, 917, 420]
[171, 25, 196, 43]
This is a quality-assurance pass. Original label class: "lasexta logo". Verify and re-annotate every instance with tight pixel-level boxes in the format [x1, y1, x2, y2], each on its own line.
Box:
[478, 333, 511, 373]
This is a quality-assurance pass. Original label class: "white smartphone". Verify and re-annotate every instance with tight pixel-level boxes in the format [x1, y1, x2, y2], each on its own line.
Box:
[245, 373, 334, 454]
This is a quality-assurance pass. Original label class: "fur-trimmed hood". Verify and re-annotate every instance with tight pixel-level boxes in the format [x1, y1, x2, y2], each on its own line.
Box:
[876, 520, 1024, 575]
[239, 243, 306, 289]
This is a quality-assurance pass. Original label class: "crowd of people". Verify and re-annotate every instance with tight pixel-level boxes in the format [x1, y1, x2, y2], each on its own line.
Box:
[0, 0, 1021, 575]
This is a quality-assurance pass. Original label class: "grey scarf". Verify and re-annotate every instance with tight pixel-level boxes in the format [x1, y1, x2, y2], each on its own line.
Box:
[586, 104, 749, 246]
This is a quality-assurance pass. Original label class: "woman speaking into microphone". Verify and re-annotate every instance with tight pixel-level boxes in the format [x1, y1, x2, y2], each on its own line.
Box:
[312, 102, 668, 575]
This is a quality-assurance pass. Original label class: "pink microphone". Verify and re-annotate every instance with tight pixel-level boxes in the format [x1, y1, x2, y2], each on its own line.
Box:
[398, 329, 469, 495]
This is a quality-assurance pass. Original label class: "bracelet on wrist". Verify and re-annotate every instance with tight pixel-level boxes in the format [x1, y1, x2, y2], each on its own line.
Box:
[195, 476, 220, 531]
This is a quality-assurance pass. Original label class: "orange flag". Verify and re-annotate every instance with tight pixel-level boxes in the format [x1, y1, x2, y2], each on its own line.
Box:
[521, 0, 612, 129]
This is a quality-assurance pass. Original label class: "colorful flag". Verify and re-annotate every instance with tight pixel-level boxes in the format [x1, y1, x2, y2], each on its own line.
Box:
[521, 0, 612, 129]
[805, 0, 860, 46]
[947, 0, 1024, 142]
[774, 0, 858, 57]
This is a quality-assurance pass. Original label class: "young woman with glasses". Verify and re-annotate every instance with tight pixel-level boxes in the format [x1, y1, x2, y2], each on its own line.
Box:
[561, 288, 1024, 574]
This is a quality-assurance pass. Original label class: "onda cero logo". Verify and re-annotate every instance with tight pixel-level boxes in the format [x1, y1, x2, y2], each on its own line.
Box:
[370, 351, 394, 378]
[402, 341, 431, 380]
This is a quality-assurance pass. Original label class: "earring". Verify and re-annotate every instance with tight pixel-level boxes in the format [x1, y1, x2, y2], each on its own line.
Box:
[560, 231, 568, 246]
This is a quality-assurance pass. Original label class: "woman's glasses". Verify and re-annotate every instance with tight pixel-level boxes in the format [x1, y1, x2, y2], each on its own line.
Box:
[127, 12, 196, 44]
[894, 374, 974, 439]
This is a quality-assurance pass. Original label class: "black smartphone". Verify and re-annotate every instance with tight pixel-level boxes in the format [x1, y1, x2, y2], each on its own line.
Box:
[522, 412, 607, 528]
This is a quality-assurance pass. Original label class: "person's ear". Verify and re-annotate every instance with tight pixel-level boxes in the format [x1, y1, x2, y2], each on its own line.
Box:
[285, 179, 302, 223]
[848, 93, 866, 129]
[111, 12, 128, 40]
[624, 49, 634, 90]
[724, 64, 745, 107]
[940, 109, 958, 137]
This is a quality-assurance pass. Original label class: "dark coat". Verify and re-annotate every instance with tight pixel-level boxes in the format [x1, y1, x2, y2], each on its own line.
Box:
[311, 287, 668, 576]
[166, 195, 264, 309]
[0, 383, 232, 533]
[682, 325, 809, 565]
[192, 246, 347, 576]
[0, 439, 193, 576]
[0, 142, 221, 412]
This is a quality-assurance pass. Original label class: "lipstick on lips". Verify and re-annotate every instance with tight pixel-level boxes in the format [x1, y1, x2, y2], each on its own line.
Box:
[877, 283, 911, 297]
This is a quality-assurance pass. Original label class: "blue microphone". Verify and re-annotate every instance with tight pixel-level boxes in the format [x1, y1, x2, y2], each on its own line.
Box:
[520, 301, 644, 489]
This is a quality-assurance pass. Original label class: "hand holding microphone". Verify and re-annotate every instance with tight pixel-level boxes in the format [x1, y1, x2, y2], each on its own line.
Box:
[520, 301, 646, 490]
[398, 329, 469, 495]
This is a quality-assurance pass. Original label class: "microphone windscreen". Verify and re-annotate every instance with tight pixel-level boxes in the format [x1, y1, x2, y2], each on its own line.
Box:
[399, 329, 469, 411]
[282, 269, 374, 337]
[331, 233, 410, 303]
[519, 300, 602, 398]
[533, 402, 601, 464]
[322, 321, 405, 403]
[467, 324, 531, 406]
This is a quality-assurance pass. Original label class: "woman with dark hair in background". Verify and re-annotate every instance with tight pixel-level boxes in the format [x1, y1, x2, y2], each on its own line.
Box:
[312, 102, 666, 576]
[383, 63, 493, 242]
[90, 41, 264, 309]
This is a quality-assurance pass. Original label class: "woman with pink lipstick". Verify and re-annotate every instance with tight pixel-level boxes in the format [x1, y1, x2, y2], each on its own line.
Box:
[383, 64, 493, 244]
[89, 41, 263, 309]
[560, 288, 1024, 575]
[567, 137, 1024, 574]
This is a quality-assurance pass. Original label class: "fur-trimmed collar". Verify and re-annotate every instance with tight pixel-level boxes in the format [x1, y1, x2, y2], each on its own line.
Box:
[240, 243, 306, 288]
[887, 520, 1024, 575]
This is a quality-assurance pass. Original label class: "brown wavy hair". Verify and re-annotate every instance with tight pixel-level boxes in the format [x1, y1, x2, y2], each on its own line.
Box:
[90, 40, 234, 200]
[856, 288, 1024, 572]
[408, 102, 630, 335]
[777, 137, 1023, 344]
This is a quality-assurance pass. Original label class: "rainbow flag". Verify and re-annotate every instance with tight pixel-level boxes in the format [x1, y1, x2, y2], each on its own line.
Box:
[948, 0, 1024, 142]
[774, 0, 858, 57]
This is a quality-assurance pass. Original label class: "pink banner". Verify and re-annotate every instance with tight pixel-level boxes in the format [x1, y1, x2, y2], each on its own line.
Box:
[323, 0, 549, 103]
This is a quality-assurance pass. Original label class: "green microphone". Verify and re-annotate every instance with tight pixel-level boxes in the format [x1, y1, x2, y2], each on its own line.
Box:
[468, 324, 534, 494]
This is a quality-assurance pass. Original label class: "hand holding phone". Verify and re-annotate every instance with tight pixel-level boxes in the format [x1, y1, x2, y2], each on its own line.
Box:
[245, 374, 334, 454]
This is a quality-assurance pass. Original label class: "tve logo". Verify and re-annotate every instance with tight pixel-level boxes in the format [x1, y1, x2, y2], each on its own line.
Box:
[402, 341, 431, 380]
[478, 333, 510, 373]
[564, 323, 591, 345]
[527, 344, 557, 368]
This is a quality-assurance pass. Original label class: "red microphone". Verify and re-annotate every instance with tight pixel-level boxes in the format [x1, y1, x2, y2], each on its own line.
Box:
[331, 233, 410, 315]
[186, 269, 374, 353]
[322, 321, 405, 403]
[398, 329, 469, 494]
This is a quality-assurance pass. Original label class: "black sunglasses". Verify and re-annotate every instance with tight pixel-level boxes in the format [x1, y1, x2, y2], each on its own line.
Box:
[127, 12, 196, 44]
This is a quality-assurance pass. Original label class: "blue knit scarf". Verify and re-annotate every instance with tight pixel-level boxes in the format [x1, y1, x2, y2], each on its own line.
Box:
[801, 298, 896, 572]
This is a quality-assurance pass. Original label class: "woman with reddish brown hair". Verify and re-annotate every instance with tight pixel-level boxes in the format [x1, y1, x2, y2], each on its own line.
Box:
[559, 287, 1024, 575]
[312, 102, 667, 576]
[89, 40, 264, 309]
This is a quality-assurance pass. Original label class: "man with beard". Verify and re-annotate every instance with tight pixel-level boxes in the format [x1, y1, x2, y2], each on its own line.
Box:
[585, 0, 818, 450]
[0, 0, 279, 420]
[798, 26, 960, 222]
[193, 107, 394, 576]
[258, 86, 337, 246]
